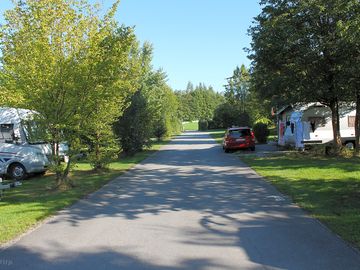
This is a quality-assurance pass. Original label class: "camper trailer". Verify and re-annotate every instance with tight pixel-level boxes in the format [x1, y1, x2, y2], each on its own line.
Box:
[277, 103, 356, 149]
[0, 108, 52, 180]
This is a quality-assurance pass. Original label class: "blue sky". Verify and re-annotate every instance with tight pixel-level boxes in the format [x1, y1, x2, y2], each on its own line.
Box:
[0, 0, 261, 92]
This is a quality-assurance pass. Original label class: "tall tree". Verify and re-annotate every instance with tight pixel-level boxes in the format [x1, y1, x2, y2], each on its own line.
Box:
[249, 0, 359, 151]
[176, 83, 224, 121]
[224, 65, 250, 112]
[339, 1, 360, 154]
[0, 0, 139, 185]
[114, 43, 181, 155]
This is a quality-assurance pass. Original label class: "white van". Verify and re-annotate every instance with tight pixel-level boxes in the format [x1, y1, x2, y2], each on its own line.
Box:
[0, 108, 52, 180]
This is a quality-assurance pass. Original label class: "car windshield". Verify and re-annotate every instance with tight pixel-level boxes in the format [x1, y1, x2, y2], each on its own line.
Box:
[228, 129, 250, 138]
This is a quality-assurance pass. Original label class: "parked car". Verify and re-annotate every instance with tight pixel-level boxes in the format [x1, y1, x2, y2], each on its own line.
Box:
[223, 127, 255, 153]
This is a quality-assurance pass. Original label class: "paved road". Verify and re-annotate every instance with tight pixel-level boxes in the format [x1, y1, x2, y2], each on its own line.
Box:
[1, 132, 360, 270]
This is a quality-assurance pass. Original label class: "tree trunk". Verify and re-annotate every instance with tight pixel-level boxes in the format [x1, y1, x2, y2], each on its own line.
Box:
[330, 99, 342, 153]
[62, 154, 73, 186]
[55, 141, 63, 186]
[94, 131, 102, 171]
[355, 91, 360, 155]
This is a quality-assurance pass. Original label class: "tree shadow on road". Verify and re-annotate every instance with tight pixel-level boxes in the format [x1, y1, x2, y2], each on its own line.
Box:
[1, 132, 360, 270]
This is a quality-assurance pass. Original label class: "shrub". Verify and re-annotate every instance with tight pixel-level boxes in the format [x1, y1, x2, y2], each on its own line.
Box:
[238, 112, 251, 127]
[207, 119, 219, 130]
[253, 123, 269, 144]
[114, 91, 153, 156]
[212, 102, 252, 128]
[198, 119, 209, 131]
[154, 120, 167, 141]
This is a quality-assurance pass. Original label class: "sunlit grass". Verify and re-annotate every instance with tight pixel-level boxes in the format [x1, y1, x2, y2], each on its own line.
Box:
[0, 139, 170, 245]
[242, 153, 360, 249]
[208, 129, 225, 144]
[182, 121, 198, 131]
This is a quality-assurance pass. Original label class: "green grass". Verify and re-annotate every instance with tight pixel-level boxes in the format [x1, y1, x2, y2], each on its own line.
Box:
[182, 121, 198, 131]
[0, 140, 170, 245]
[208, 129, 225, 144]
[241, 153, 360, 249]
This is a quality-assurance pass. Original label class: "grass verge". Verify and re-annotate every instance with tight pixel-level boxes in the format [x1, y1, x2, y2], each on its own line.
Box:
[182, 121, 198, 131]
[208, 129, 225, 144]
[0, 139, 170, 245]
[241, 153, 360, 249]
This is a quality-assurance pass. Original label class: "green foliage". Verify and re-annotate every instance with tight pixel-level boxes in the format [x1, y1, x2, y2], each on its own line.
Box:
[224, 65, 250, 110]
[153, 120, 167, 141]
[182, 121, 198, 131]
[212, 103, 252, 129]
[176, 83, 224, 121]
[114, 90, 153, 156]
[249, 0, 360, 149]
[0, 0, 182, 181]
[198, 119, 209, 131]
[114, 57, 181, 156]
[223, 65, 272, 126]
[0, 0, 140, 185]
[253, 123, 270, 144]
[255, 117, 273, 125]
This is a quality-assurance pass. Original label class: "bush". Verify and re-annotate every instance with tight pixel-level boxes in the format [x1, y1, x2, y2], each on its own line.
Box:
[212, 102, 252, 128]
[253, 123, 269, 144]
[114, 91, 153, 156]
[198, 119, 208, 131]
[207, 119, 219, 130]
[153, 120, 167, 141]
[238, 112, 251, 127]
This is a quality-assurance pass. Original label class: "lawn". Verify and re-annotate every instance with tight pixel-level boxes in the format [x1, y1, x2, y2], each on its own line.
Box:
[208, 129, 225, 144]
[182, 121, 198, 131]
[241, 153, 360, 249]
[0, 140, 169, 245]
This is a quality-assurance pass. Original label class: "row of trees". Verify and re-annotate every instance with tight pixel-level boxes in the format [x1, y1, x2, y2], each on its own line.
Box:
[175, 82, 224, 121]
[176, 66, 272, 130]
[115, 57, 181, 157]
[203, 65, 271, 129]
[249, 0, 360, 153]
[0, 0, 181, 186]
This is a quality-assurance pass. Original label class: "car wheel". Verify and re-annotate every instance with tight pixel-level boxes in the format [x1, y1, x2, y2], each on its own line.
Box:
[224, 148, 230, 153]
[8, 163, 27, 181]
[250, 146, 255, 151]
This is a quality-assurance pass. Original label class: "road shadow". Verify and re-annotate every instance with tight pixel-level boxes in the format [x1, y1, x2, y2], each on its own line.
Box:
[1, 132, 360, 270]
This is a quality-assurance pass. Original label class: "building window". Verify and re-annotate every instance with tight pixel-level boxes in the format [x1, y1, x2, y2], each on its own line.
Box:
[348, 116, 355, 128]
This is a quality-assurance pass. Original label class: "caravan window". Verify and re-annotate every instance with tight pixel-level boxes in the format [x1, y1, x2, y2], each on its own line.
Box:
[348, 116, 355, 128]
[0, 124, 15, 143]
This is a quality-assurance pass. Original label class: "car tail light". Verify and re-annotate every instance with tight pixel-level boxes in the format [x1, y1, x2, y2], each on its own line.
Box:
[251, 131, 255, 141]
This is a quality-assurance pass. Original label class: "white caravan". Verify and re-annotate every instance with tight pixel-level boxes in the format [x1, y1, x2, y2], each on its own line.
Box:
[277, 103, 356, 149]
[0, 108, 52, 180]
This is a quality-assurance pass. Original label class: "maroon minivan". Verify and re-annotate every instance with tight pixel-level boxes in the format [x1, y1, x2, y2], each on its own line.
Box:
[223, 127, 255, 153]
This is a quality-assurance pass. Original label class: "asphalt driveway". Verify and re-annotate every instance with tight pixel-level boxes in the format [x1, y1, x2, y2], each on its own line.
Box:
[1, 132, 360, 270]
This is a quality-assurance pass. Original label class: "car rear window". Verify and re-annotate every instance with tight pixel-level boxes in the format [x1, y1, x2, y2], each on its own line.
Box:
[228, 129, 251, 138]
